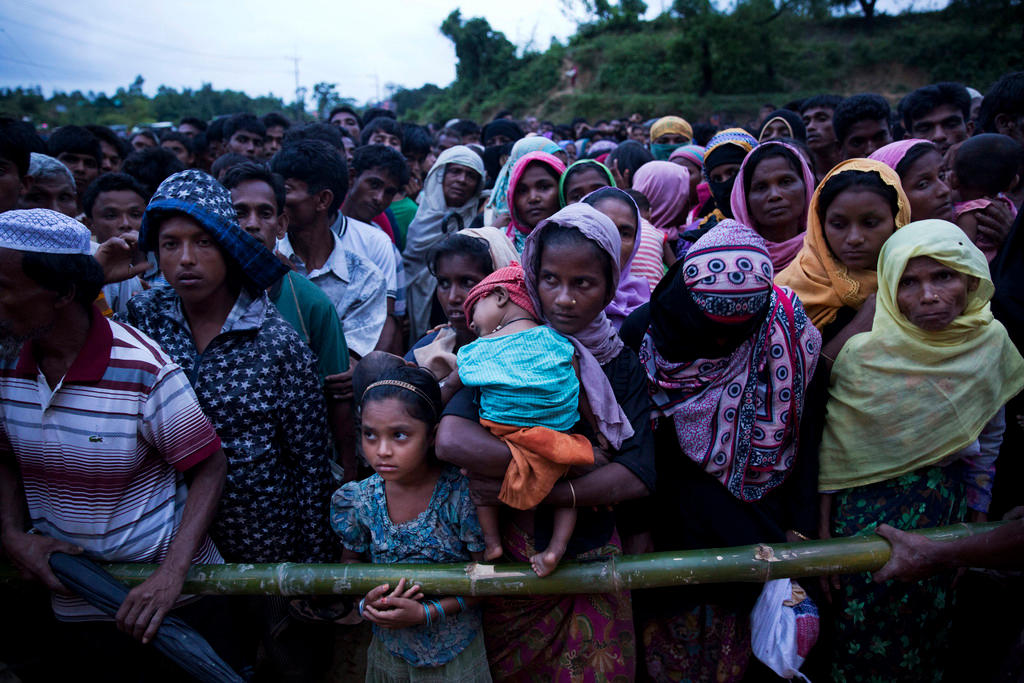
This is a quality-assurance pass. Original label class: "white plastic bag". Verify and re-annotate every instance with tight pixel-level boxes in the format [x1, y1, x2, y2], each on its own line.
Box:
[751, 578, 819, 680]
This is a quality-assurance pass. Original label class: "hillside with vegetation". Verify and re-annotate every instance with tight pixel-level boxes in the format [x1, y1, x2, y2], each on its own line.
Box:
[395, 0, 1024, 124]
[1, 0, 1019, 128]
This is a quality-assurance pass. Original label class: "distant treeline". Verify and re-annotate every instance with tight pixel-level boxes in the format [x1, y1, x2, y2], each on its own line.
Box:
[0, 77, 291, 129]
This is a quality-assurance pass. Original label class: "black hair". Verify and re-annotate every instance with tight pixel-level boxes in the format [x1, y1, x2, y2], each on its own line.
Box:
[222, 161, 286, 213]
[832, 94, 892, 144]
[606, 140, 653, 181]
[329, 105, 362, 127]
[82, 172, 151, 219]
[360, 117, 403, 147]
[48, 125, 102, 164]
[362, 108, 396, 124]
[623, 188, 650, 212]
[563, 160, 611, 195]
[121, 147, 186, 195]
[953, 133, 1022, 196]
[427, 232, 495, 278]
[894, 141, 939, 179]
[270, 139, 348, 214]
[899, 82, 971, 132]
[130, 130, 159, 147]
[179, 116, 208, 132]
[450, 120, 480, 138]
[210, 153, 251, 180]
[191, 131, 209, 157]
[284, 123, 346, 154]
[691, 123, 718, 147]
[816, 169, 900, 225]
[979, 71, 1024, 134]
[436, 126, 461, 141]
[206, 116, 228, 143]
[224, 113, 266, 141]
[353, 351, 408, 408]
[483, 143, 511, 188]
[0, 116, 35, 177]
[534, 222, 614, 301]
[21, 251, 104, 309]
[583, 186, 640, 227]
[160, 131, 194, 155]
[401, 124, 433, 162]
[553, 124, 575, 140]
[799, 94, 844, 115]
[85, 125, 127, 159]
[261, 112, 291, 131]
[361, 365, 442, 428]
[741, 143, 806, 199]
[351, 144, 410, 186]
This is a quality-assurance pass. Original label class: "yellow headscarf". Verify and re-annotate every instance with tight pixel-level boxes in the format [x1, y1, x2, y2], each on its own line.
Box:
[649, 116, 693, 143]
[818, 220, 1024, 491]
[775, 158, 912, 329]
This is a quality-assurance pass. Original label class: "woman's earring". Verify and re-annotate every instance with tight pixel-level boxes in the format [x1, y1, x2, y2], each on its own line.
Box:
[571, 299, 577, 305]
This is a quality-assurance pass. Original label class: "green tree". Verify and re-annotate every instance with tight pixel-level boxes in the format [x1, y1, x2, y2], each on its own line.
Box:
[440, 10, 518, 95]
[312, 82, 340, 118]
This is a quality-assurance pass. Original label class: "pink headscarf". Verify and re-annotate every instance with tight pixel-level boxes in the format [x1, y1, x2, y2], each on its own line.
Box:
[730, 140, 815, 272]
[505, 151, 567, 241]
[868, 139, 935, 174]
[632, 160, 691, 241]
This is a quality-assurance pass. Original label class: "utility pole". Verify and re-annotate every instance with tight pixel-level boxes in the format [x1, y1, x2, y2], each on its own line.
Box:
[292, 51, 304, 118]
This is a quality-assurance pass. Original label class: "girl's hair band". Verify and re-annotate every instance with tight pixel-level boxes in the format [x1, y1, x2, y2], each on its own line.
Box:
[362, 379, 440, 419]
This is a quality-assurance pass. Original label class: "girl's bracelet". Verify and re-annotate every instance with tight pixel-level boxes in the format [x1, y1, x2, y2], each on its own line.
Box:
[455, 596, 467, 612]
[422, 602, 432, 626]
[358, 598, 366, 617]
[431, 600, 446, 622]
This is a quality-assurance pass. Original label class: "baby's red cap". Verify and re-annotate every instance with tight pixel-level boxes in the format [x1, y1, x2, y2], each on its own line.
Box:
[463, 262, 538, 322]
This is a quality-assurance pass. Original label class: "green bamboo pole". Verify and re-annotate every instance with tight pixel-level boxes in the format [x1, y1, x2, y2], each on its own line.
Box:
[0, 522, 1001, 596]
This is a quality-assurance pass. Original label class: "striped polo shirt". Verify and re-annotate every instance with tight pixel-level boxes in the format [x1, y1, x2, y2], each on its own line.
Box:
[631, 219, 668, 292]
[0, 306, 223, 620]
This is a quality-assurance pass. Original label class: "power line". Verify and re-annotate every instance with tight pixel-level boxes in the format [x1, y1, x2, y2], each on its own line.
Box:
[7, 0, 288, 63]
[0, 54, 104, 82]
[0, 27, 44, 82]
[0, 14, 293, 76]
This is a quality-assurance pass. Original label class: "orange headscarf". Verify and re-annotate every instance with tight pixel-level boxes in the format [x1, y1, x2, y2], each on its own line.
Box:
[775, 158, 912, 329]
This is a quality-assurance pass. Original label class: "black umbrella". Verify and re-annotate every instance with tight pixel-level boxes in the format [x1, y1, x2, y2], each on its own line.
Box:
[49, 552, 244, 683]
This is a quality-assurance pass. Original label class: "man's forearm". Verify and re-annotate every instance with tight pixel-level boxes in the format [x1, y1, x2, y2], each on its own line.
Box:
[544, 463, 648, 508]
[436, 415, 512, 478]
[159, 450, 226, 576]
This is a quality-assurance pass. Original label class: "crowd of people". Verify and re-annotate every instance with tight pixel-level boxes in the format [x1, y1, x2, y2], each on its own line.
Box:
[2, 70, 1024, 682]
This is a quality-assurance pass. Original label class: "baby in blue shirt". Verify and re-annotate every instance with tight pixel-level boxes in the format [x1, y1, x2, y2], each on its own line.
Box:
[448, 264, 595, 576]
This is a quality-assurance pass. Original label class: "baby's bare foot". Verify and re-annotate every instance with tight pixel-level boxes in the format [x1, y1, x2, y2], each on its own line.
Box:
[484, 542, 505, 562]
[530, 548, 564, 577]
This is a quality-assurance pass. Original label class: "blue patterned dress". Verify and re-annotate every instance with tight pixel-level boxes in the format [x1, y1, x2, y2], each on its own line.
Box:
[331, 465, 486, 667]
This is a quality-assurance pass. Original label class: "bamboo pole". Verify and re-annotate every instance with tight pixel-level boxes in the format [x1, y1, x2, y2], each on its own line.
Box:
[0, 522, 1001, 596]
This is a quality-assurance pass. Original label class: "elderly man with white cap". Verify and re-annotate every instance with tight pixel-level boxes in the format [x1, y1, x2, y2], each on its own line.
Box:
[0, 208, 231, 678]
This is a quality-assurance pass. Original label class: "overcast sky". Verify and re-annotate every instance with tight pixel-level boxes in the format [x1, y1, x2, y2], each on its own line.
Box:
[0, 0, 941, 110]
[0, 0, 647, 106]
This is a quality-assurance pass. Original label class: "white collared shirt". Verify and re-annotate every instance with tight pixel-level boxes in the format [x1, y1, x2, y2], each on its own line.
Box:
[278, 231, 387, 357]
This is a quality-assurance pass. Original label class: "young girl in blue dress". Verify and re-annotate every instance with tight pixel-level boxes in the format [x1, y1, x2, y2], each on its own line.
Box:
[330, 365, 491, 681]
